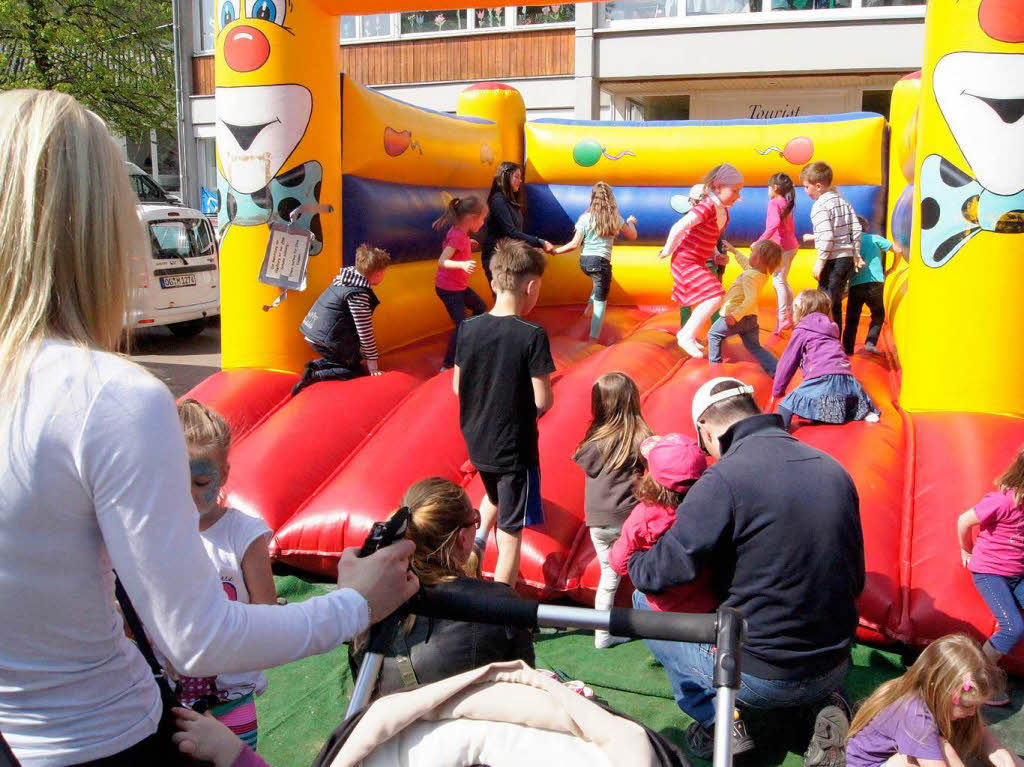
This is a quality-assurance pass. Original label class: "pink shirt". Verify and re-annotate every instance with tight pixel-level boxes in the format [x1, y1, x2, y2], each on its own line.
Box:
[968, 490, 1024, 577]
[435, 227, 473, 292]
[756, 195, 799, 251]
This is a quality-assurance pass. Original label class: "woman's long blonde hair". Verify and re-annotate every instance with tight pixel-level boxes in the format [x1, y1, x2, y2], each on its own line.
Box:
[848, 634, 1002, 761]
[399, 477, 476, 587]
[578, 372, 652, 473]
[588, 181, 621, 238]
[0, 89, 141, 405]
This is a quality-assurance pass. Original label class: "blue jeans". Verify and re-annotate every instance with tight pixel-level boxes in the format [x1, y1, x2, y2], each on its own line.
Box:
[972, 573, 1024, 655]
[632, 591, 848, 729]
[707, 315, 778, 376]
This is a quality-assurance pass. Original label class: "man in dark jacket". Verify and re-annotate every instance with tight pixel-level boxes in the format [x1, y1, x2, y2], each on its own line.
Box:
[628, 377, 864, 764]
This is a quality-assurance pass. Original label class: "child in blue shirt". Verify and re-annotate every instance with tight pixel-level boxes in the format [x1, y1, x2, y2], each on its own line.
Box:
[843, 216, 892, 355]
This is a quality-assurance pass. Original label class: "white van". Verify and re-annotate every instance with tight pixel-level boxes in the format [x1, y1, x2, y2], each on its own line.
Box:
[128, 204, 220, 337]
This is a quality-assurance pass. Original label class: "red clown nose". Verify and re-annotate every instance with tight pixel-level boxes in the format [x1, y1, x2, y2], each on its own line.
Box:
[979, 0, 1024, 43]
[224, 25, 270, 72]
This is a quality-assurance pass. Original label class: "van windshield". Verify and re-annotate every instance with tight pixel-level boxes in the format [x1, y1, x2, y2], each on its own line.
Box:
[149, 219, 216, 260]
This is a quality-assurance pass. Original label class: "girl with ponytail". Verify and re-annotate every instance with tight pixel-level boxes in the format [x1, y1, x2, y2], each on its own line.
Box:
[434, 195, 489, 370]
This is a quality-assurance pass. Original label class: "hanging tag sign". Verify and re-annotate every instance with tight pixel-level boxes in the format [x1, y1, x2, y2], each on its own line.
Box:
[259, 223, 312, 292]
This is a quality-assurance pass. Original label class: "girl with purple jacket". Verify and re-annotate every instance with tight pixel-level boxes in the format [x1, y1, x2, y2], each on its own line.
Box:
[771, 290, 879, 431]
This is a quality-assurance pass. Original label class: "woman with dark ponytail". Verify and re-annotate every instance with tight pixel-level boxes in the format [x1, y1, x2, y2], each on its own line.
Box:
[756, 172, 800, 335]
[481, 162, 553, 285]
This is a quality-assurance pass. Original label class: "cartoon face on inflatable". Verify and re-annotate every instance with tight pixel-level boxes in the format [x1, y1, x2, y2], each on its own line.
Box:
[919, 0, 1024, 268]
[214, 0, 325, 252]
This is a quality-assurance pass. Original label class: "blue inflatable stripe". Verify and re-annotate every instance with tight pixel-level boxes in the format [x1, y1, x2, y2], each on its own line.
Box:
[524, 184, 885, 247]
[530, 112, 884, 129]
[342, 176, 488, 265]
[361, 80, 494, 125]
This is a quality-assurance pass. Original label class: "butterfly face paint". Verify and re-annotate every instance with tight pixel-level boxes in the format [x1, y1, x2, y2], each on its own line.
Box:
[189, 457, 223, 515]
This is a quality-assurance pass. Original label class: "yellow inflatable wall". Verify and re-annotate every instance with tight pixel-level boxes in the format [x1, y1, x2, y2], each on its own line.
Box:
[901, 0, 1024, 416]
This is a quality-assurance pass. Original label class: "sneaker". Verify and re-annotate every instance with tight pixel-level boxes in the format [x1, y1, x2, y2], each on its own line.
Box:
[291, 367, 314, 396]
[594, 634, 630, 649]
[803, 704, 849, 767]
[863, 342, 882, 355]
[865, 412, 880, 423]
[685, 717, 755, 761]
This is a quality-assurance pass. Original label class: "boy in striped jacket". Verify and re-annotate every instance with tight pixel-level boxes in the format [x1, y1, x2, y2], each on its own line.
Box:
[800, 161, 863, 340]
[293, 244, 391, 395]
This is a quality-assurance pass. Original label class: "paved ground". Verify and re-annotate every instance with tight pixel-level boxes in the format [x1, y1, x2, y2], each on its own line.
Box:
[129, 318, 221, 397]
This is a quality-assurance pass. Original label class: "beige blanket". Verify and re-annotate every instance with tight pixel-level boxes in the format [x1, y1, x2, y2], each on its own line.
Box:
[331, 661, 659, 767]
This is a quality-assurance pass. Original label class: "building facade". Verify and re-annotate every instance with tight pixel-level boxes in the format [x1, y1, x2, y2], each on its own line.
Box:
[174, 1, 925, 210]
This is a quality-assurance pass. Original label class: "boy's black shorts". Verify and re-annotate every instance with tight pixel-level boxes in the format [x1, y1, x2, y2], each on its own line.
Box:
[479, 466, 543, 533]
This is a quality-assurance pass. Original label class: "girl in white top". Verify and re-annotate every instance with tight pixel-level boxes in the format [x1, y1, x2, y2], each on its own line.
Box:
[0, 89, 418, 767]
[172, 401, 277, 750]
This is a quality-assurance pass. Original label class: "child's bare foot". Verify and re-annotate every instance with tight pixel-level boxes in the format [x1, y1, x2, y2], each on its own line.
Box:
[172, 707, 245, 767]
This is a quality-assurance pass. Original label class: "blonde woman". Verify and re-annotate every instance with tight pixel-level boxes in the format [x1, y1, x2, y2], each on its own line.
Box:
[554, 181, 638, 340]
[0, 90, 418, 766]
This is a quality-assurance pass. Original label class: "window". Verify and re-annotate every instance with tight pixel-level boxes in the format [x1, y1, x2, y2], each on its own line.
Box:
[861, 0, 923, 5]
[149, 222, 192, 260]
[688, 0, 759, 14]
[400, 9, 468, 34]
[342, 13, 393, 39]
[197, 0, 216, 51]
[604, 1, 678, 21]
[132, 173, 171, 204]
[517, 4, 575, 25]
[475, 6, 506, 27]
[862, 89, 892, 118]
[770, 0, 849, 10]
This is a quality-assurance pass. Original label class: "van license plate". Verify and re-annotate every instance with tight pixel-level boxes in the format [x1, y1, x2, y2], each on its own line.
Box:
[160, 274, 197, 288]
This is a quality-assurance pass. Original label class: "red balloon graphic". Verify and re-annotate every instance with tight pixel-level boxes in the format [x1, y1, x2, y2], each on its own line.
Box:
[756, 136, 814, 165]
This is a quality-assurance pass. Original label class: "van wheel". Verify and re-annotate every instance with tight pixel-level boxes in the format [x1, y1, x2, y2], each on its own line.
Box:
[168, 318, 207, 338]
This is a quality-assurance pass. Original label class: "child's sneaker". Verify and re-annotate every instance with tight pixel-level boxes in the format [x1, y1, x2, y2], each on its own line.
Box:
[865, 412, 880, 423]
[863, 342, 882, 355]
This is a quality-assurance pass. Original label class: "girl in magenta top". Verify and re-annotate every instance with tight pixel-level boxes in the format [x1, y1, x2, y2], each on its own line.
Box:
[433, 195, 489, 371]
[755, 172, 800, 335]
[957, 443, 1024, 704]
[659, 163, 744, 360]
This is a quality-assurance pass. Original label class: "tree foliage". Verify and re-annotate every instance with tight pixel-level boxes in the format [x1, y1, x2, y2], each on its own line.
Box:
[0, 0, 175, 139]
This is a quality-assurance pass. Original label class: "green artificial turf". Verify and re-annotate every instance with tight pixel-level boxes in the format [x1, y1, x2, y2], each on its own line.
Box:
[256, 576, 1023, 766]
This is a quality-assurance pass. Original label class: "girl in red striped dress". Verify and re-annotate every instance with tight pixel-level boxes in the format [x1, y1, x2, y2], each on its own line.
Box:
[660, 163, 744, 358]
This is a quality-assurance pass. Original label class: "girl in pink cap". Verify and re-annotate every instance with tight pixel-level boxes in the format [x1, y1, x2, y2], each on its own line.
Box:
[660, 163, 744, 359]
[609, 434, 716, 614]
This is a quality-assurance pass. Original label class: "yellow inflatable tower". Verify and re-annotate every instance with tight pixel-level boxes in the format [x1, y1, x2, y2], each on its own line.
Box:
[901, 0, 1024, 416]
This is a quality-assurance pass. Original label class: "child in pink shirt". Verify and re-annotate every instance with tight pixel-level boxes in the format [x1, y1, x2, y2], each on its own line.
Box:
[434, 195, 489, 371]
[957, 443, 1024, 704]
[755, 172, 800, 335]
[610, 433, 716, 614]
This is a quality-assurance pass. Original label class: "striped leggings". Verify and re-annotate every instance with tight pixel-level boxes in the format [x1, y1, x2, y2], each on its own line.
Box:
[211, 693, 259, 750]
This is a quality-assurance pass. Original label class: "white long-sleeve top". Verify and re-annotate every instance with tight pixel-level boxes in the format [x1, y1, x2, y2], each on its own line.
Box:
[0, 341, 369, 766]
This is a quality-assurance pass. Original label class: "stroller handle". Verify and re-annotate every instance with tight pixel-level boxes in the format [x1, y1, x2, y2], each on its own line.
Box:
[413, 589, 741, 648]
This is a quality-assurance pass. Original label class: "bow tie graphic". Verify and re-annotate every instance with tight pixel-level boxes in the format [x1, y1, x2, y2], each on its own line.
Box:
[218, 160, 325, 255]
[920, 154, 1024, 268]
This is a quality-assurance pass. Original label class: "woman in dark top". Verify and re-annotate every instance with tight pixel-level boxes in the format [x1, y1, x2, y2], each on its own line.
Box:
[481, 161, 554, 283]
[350, 477, 535, 697]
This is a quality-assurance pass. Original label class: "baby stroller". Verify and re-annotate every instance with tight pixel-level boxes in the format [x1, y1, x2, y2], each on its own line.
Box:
[314, 585, 745, 767]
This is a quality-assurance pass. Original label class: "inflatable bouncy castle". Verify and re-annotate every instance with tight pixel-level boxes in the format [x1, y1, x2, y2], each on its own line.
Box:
[192, 0, 1024, 670]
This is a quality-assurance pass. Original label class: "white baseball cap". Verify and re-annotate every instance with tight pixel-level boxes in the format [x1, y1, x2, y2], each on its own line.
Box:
[691, 377, 756, 431]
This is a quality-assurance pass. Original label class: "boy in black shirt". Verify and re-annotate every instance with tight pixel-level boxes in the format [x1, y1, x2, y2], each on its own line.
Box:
[453, 239, 555, 586]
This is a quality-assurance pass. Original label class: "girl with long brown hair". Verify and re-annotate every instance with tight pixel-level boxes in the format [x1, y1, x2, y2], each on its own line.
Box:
[572, 372, 651, 647]
[554, 181, 638, 340]
[481, 161, 553, 285]
[845, 634, 1018, 767]
[350, 477, 534, 695]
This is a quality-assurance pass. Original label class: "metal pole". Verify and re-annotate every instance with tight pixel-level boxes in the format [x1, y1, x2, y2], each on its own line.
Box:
[712, 607, 745, 767]
[712, 687, 737, 767]
[345, 650, 384, 719]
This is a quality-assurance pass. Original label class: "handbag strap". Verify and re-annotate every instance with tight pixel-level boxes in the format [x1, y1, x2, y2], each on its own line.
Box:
[114, 572, 177, 700]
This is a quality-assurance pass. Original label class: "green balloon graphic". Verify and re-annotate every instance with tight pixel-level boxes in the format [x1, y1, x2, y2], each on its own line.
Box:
[573, 139, 604, 168]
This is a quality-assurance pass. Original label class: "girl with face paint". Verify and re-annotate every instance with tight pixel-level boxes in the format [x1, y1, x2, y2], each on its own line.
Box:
[175, 400, 278, 750]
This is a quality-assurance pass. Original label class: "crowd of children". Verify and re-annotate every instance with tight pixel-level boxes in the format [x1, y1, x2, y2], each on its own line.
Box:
[169, 157, 1023, 766]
